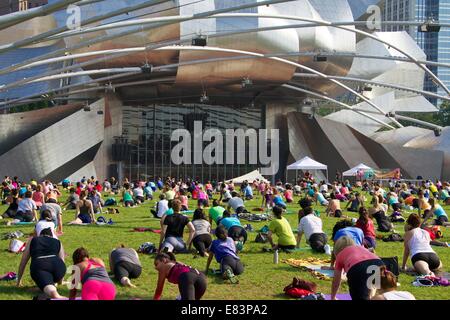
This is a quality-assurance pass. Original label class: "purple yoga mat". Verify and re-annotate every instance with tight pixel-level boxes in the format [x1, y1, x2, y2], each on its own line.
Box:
[324, 294, 352, 300]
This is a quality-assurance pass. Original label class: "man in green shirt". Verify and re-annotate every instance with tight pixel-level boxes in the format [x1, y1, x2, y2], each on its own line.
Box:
[209, 200, 226, 225]
[268, 206, 297, 251]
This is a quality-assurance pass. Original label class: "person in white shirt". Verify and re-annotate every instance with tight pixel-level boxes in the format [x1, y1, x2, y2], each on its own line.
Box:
[371, 265, 415, 300]
[133, 186, 145, 204]
[297, 207, 330, 254]
[14, 191, 37, 222]
[35, 210, 57, 238]
[151, 194, 169, 219]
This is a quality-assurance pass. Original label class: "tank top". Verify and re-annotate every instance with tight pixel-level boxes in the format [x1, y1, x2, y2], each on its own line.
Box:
[409, 228, 435, 257]
[30, 236, 61, 259]
[167, 263, 196, 284]
[79, 200, 90, 215]
[81, 260, 113, 284]
[123, 191, 133, 202]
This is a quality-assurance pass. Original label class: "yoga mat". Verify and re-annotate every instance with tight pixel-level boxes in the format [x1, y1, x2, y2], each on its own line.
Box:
[324, 294, 352, 301]
[51, 297, 82, 300]
[182, 210, 194, 214]
[15, 222, 35, 225]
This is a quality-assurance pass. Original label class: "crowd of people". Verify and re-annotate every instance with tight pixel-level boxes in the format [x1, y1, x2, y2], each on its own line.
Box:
[0, 172, 449, 300]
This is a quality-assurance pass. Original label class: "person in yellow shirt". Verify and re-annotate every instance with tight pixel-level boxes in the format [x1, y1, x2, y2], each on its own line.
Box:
[268, 206, 297, 251]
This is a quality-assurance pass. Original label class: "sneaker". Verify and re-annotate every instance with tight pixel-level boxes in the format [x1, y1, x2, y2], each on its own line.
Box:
[235, 241, 244, 252]
[324, 244, 332, 256]
[223, 269, 239, 284]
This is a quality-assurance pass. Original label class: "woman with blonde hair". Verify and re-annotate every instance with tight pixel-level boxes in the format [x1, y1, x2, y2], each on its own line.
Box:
[331, 236, 384, 300]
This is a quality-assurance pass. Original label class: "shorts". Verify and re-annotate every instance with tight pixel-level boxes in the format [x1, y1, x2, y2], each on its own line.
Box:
[411, 252, 441, 270]
[435, 215, 448, 226]
[135, 196, 145, 203]
[113, 261, 142, 280]
[78, 213, 92, 224]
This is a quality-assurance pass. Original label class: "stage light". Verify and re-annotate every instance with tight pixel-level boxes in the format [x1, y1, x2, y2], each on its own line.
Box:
[313, 54, 327, 62]
[200, 92, 209, 103]
[141, 63, 153, 74]
[434, 128, 442, 137]
[419, 19, 441, 32]
[241, 77, 253, 88]
[192, 35, 207, 47]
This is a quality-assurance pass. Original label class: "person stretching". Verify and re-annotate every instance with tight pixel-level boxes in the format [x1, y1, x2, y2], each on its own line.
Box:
[70, 247, 116, 300]
[268, 206, 297, 252]
[17, 228, 66, 300]
[371, 266, 415, 300]
[153, 252, 207, 300]
[402, 214, 443, 276]
[109, 245, 142, 287]
[297, 207, 331, 254]
[205, 226, 244, 284]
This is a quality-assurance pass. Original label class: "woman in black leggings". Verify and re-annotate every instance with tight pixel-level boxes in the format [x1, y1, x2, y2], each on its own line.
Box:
[189, 209, 212, 257]
[17, 228, 66, 299]
[153, 252, 207, 300]
[109, 245, 142, 287]
[205, 226, 244, 284]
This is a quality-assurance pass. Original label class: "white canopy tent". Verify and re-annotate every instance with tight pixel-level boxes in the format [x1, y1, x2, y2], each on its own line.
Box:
[229, 170, 269, 184]
[342, 163, 373, 177]
[286, 156, 328, 182]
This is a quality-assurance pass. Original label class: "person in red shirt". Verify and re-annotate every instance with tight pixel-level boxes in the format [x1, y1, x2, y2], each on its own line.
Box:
[94, 181, 103, 193]
[355, 207, 377, 251]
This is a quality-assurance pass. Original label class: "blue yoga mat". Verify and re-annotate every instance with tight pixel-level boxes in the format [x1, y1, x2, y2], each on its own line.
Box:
[324, 294, 352, 300]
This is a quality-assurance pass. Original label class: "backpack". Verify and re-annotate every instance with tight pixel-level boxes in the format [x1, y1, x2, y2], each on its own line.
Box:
[381, 256, 400, 276]
[138, 242, 156, 254]
[104, 198, 117, 206]
[382, 233, 404, 242]
[255, 232, 268, 243]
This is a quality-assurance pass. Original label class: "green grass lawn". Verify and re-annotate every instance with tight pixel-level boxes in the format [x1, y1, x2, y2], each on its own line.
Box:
[0, 189, 449, 300]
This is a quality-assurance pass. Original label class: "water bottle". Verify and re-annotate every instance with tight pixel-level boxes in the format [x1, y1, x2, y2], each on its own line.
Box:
[273, 249, 279, 264]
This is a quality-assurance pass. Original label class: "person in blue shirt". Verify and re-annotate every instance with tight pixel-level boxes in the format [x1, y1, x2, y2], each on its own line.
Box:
[149, 181, 157, 192]
[19, 184, 27, 198]
[205, 225, 243, 284]
[157, 179, 164, 190]
[423, 198, 450, 227]
[144, 183, 153, 200]
[272, 191, 287, 209]
[332, 220, 364, 246]
[219, 210, 247, 244]
[243, 184, 253, 200]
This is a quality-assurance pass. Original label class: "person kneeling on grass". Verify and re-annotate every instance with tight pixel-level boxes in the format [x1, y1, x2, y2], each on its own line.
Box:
[268, 206, 297, 252]
[371, 265, 415, 300]
[17, 227, 66, 299]
[355, 207, 377, 251]
[219, 210, 247, 247]
[70, 247, 116, 300]
[205, 225, 244, 284]
[159, 200, 195, 253]
[154, 252, 207, 300]
[297, 207, 331, 254]
[402, 213, 443, 276]
[330, 236, 385, 300]
[190, 209, 212, 257]
[109, 245, 142, 287]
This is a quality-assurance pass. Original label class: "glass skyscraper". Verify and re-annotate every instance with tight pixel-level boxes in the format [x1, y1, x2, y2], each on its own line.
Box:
[380, 0, 449, 105]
